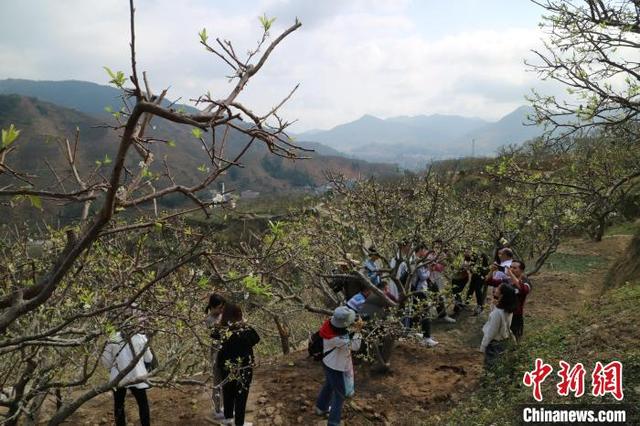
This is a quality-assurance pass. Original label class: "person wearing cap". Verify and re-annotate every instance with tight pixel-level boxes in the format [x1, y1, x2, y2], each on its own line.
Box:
[315, 306, 363, 426]
[363, 246, 382, 287]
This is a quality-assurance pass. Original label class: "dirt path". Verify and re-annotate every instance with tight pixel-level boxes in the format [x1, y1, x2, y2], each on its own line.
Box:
[524, 235, 630, 321]
[62, 236, 631, 425]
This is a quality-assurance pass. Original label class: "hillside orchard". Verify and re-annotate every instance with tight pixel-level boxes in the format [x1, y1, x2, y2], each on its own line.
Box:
[1, 0, 640, 424]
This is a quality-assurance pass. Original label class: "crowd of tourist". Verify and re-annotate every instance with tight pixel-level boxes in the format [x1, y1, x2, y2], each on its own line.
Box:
[99, 240, 532, 426]
[316, 241, 532, 425]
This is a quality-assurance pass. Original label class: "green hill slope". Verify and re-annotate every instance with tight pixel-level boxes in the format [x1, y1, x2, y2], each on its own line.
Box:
[0, 94, 396, 222]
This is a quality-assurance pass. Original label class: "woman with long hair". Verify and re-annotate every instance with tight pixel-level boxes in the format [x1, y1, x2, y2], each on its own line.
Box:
[211, 304, 260, 426]
[480, 283, 517, 367]
[205, 293, 227, 420]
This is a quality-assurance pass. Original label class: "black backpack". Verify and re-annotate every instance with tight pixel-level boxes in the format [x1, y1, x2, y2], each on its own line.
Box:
[308, 331, 336, 361]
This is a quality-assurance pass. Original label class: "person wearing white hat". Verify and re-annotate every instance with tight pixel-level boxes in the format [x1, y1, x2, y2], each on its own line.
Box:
[315, 306, 363, 426]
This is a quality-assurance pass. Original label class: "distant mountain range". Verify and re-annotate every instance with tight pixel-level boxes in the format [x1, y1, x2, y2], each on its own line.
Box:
[0, 79, 545, 172]
[299, 113, 487, 150]
[298, 106, 544, 169]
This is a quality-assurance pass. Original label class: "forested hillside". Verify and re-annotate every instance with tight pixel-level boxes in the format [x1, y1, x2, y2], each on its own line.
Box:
[0, 94, 395, 222]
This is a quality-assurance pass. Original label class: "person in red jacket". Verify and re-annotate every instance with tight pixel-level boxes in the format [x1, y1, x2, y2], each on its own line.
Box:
[506, 260, 531, 341]
[315, 307, 363, 426]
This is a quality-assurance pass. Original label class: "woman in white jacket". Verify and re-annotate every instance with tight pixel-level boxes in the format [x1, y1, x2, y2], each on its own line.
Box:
[480, 283, 517, 367]
[315, 306, 363, 426]
[101, 331, 153, 426]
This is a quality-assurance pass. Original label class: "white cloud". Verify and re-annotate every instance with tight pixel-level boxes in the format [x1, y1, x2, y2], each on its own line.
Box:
[0, 0, 556, 131]
[240, 24, 547, 129]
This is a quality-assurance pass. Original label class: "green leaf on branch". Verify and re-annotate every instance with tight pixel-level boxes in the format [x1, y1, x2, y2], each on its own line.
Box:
[268, 220, 285, 238]
[103, 154, 112, 165]
[28, 195, 42, 210]
[1, 124, 20, 148]
[242, 273, 273, 298]
[167, 139, 176, 148]
[259, 13, 276, 31]
[199, 28, 208, 44]
[191, 128, 203, 139]
[103, 66, 126, 88]
[103, 66, 116, 80]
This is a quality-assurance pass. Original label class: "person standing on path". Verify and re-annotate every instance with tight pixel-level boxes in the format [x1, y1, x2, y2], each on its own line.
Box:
[315, 306, 364, 426]
[467, 252, 490, 315]
[213, 304, 260, 426]
[412, 244, 439, 347]
[484, 248, 515, 304]
[205, 293, 228, 421]
[363, 246, 383, 287]
[480, 283, 517, 367]
[506, 260, 531, 341]
[101, 328, 153, 426]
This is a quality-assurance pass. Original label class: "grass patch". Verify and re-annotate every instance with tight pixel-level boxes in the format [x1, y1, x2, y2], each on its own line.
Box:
[439, 282, 640, 426]
[544, 252, 606, 273]
[605, 220, 640, 237]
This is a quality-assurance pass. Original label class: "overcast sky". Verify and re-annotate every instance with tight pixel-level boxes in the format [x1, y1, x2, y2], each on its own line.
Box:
[0, 0, 556, 131]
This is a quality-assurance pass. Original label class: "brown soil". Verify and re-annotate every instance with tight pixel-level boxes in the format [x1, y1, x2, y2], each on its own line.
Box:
[250, 338, 483, 426]
[61, 235, 632, 426]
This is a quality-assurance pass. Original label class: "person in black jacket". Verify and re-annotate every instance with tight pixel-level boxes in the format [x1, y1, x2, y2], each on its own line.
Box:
[212, 304, 260, 426]
[467, 252, 490, 315]
[205, 293, 227, 420]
